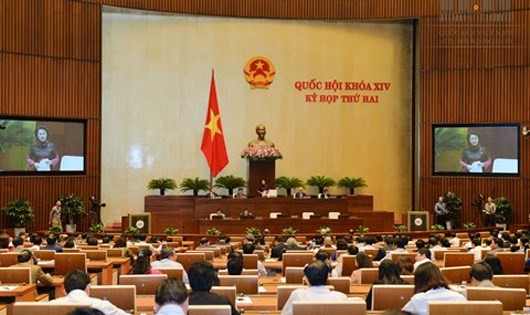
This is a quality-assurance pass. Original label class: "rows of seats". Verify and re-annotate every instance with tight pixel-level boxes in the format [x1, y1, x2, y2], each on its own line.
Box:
[2, 230, 529, 315]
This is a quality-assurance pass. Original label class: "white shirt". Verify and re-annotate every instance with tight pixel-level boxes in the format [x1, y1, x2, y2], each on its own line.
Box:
[50, 289, 128, 315]
[137, 241, 161, 254]
[381, 248, 407, 261]
[257, 261, 267, 277]
[156, 304, 186, 315]
[449, 237, 460, 247]
[468, 246, 483, 262]
[429, 246, 447, 261]
[281, 286, 349, 315]
[402, 287, 466, 315]
[151, 259, 189, 284]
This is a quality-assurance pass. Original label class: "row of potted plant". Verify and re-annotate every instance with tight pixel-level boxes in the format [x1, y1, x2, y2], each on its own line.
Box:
[148, 175, 367, 196]
[203, 225, 371, 236]
[2, 194, 86, 231]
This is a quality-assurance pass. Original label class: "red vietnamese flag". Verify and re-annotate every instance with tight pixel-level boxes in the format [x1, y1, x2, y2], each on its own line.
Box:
[201, 70, 229, 177]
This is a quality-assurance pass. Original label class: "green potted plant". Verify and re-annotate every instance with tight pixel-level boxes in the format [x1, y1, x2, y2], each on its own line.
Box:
[445, 191, 462, 229]
[125, 226, 139, 241]
[206, 227, 220, 235]
[306, 176, 336, 194]
[357, 225, 370, 233]
[147, 178, 177, 196]
[125, 226, 139, 234]
[89, 224, 104, 233]
[431, 224, 445, 231]
[180, 177, 210, 197]
[337, 177, 368, 195]
[60, 193, 85, 233]
[394, 225, 407, 232]
[164, 227, 179, 235]
[49, 225, 63, 233]
[245, 227, 261, 235]
[275, 176, 304, 196]
[494, 197, 512, 229]
[2, 198, 34, 234]
[214, 175, 246, 196]
[463, 222, 476, 230]
[282, 227, 297, 236]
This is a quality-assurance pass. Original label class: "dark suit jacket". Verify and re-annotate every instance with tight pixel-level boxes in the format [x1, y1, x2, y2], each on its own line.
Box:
[294, 192, 306, 199]
[271, 243, 287, 260]
[189, 291, 239, 315]
[40, 244, 62, 252]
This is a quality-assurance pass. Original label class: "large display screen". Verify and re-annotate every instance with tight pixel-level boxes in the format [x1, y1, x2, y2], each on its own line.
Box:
[433, 124, 519, 176]
[0, 117, 86, 174]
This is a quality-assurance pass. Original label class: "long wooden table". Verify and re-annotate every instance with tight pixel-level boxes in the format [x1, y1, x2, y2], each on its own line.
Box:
[142, 195, 396, 234]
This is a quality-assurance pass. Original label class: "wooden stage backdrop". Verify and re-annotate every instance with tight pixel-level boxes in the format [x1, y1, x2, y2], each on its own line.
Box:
[1, 0, 529, 231]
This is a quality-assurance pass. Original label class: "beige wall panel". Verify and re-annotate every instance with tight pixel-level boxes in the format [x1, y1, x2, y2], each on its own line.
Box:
[101, 12, 413, 224]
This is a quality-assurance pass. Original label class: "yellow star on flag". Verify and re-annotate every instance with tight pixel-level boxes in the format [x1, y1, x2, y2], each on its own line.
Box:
[205, 109, 222, 141]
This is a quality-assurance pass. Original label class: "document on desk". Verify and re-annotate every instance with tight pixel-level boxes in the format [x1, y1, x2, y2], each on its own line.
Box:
[236, 296, 252, 304]
[38, 260, 54, 265]
[258, 286, 267, 293]
[0, 286, 18, 291]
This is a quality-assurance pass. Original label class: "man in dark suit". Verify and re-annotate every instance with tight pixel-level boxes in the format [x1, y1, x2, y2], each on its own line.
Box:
[40, 234, 63, 252]
[188, 261, 239, 315]
[293, 187, 306, 199]
[271, 236, 287, 261]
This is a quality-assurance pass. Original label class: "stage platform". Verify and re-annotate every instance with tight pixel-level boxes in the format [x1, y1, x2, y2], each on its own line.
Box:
[142, 195, 395, 233]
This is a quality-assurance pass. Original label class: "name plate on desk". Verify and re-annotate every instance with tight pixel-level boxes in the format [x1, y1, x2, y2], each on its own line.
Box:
[0, 285, 18, 291]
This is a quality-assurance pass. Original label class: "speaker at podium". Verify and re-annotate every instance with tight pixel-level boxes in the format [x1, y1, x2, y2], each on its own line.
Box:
[407, 211, 429, 232]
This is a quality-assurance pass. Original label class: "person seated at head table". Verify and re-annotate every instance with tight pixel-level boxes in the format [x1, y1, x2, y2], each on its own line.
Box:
[256, 179, 269, 197]
[239, 208, 254, 219]
[233, 187, 247, 199]
[319, 188, 332, 199]
[205, 187, 220, 199]
[293, 187, 306, 199]
[209, 209, 225, 220]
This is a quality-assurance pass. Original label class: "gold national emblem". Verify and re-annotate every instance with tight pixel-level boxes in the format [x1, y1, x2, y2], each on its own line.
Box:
[243, 56, 276, 89]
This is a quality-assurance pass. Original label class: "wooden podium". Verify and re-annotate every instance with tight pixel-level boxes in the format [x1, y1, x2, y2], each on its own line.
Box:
[248, 160, 276, 197]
